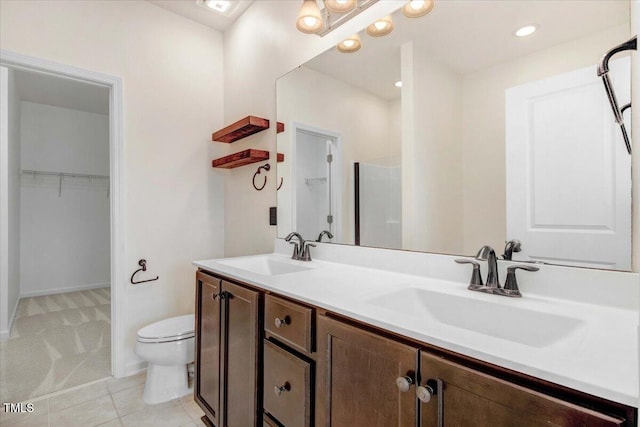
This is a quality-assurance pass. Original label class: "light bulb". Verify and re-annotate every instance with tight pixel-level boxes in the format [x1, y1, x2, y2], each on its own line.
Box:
[366, 15, 393, 37]
[402, 0, 434, 18]
[337, 33, 361, 53]
[304, 16, 319, 27]
[343, 40, 355, 48]
[514, 24, 538, 37]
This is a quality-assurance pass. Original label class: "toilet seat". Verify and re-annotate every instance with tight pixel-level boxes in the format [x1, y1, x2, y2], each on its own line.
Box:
[137, 314, 195, 343]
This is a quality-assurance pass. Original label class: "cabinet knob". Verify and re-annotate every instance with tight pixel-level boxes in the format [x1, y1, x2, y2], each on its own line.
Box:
[212, 292, 226, 301]
[274, 316, 291, 328]
[395, 376, 414, 393]
[274, 382, 290, 396]
[417, 380, 438, 403]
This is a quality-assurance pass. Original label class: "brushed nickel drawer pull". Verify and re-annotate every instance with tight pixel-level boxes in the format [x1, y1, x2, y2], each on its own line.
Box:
[274, 382, 291, 396]
[274, 315, 291, 328]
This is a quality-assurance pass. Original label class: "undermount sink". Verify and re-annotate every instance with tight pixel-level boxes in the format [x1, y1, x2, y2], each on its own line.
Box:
[365, 287, 586, 347]
[216, 256, 312, 276]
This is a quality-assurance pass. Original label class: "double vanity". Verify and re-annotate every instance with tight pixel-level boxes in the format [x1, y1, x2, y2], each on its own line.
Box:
[192, 240, 639, 426]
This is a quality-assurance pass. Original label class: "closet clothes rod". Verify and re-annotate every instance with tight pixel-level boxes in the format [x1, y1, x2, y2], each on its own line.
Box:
[20, 169, 110, 198]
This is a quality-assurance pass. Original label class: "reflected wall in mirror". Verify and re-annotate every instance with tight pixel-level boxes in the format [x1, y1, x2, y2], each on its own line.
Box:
[277, 0, 632, 270]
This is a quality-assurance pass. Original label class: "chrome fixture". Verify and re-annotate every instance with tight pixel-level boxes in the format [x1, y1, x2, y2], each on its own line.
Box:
[317, 230, 334, 242]
[475, 245, 499, 289]
[296, 0, 378, 36]
[455, 245, 539, 297]
[503, 265, 539, 297]
[285, 232, 316, 261]
[502, 239, 521, 260]
[597, 35, 637, 155]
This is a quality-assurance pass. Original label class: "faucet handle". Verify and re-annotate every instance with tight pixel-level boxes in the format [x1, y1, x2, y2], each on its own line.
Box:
[288, 241, 300, 260]
[300, 241, 316, 261]
[455, 259, 484, 290]
[502, 265, 539, 297]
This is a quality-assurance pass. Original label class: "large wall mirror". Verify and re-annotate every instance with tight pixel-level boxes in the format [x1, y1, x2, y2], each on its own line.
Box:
[276, 0, 632, 271]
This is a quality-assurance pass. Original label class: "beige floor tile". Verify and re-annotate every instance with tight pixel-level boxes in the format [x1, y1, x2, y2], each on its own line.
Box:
[48, 380, 110, 411]
[120, 404, 192, 427]
[96, 418, 124, 427]
[180, 398, 205, 422]
[49, 394, 118, 427]
[111, 383, 178, 417]
[0, 411, 49, 427]
[0, 399, 48, 427]
[106, 372, 146, 394]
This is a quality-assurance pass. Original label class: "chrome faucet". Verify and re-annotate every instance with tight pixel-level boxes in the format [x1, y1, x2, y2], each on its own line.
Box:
[475, 245, 500, 289]
[284, 232, 316, 261]
[455, 244, 538, 297]
[316, 230, 334, 242]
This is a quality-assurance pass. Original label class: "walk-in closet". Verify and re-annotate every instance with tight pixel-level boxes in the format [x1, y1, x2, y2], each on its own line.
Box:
[0, 67, 111, 403]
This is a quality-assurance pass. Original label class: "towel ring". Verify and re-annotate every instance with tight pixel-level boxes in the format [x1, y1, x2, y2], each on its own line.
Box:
[131, 259, 159, 285]
[253, 163, 270, 191]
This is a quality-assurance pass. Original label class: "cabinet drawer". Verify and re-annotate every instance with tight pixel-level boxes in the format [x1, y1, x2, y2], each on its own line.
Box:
[265, 295, 314, 353]
[263, 340, 312, 427]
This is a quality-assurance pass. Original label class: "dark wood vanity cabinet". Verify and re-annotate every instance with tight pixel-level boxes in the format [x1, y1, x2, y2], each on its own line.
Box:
[194, 271, 635, 427]
[316, 315, 419, 427]
[195, 271, 261, 427]
[418, 352, 625, 427]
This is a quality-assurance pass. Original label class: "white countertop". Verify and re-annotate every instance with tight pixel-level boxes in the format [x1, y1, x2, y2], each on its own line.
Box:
[194, 242, 639, 408]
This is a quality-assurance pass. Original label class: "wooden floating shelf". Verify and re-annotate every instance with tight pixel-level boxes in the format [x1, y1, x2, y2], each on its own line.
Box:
[212, 116, 270, 143]
[212, 149, 270, 169]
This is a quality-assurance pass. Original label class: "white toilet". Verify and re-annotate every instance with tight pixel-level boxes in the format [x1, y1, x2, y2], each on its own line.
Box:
[135, 314, 195, 404]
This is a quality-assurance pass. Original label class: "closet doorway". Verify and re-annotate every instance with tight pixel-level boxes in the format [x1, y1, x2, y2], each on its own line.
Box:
[0, 53, 124, 404]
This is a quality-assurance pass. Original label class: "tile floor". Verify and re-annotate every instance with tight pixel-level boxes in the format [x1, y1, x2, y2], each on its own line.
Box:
[0, 372, 206, 427]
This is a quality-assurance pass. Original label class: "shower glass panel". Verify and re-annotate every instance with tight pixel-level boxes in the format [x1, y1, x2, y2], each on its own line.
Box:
[355, 162, 402, 249]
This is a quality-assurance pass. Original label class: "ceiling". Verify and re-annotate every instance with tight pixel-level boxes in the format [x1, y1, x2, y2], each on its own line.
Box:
[14, 70, 109, 115]
[305, 0, 630, 101]
[147, 0, 255, 31]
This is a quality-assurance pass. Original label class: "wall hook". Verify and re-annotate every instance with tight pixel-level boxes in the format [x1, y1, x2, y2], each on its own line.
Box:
[253, 163, 270, 191]
[131, 259, 159, 285]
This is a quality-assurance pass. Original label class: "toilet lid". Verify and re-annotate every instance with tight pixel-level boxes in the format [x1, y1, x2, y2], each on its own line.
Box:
[137, 314, 195, 343]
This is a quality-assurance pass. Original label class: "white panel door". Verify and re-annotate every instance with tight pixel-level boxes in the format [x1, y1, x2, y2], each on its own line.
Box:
[505, 57, 631, 270]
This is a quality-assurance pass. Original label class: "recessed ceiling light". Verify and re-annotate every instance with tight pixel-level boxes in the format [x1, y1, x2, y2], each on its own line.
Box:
[395, 81, 402, 88]
[196, 0, 237, 16]
[514, 24, 538, 38]
[205, 0, 231, 12]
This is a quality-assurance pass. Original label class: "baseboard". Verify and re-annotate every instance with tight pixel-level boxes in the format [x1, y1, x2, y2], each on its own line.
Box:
[123, 360, 148, 378]
[0, 296, 20, 341]
[20, 282, 110, 298]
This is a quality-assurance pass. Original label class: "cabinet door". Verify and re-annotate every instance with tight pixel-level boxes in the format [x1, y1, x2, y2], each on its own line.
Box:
[222, 280, 261, 427]
[419, 352, 624, 427]
[195, 272, 222, 426]
[316, 315, 419, 427]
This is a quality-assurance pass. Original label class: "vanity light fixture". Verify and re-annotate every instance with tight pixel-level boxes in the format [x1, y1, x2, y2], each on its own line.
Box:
[514, 24, 538, 37]
[324, 0, 356, 13]
[337, 33, 362, 53]
[402, 0, 434, 18]
[366, 15, 393, 37]
[296, 0, 378, 36]
[296, 0, 324, 34]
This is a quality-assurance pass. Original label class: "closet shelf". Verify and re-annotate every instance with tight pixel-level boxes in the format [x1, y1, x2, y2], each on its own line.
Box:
[212, 116, 270, 143]
[21, 169, 109, 179]
[212, 149, 270, 169]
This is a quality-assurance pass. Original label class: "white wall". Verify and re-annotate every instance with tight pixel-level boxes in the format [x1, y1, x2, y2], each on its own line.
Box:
[19, 102, 110, 296]
[222, 0, 402, 256]
[277, 66, 399, 244]
[461, 24, 630, 255]
[402, 41, 464, 254]
[0, 66, 21, 340]
[0, 0, 224, 374]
